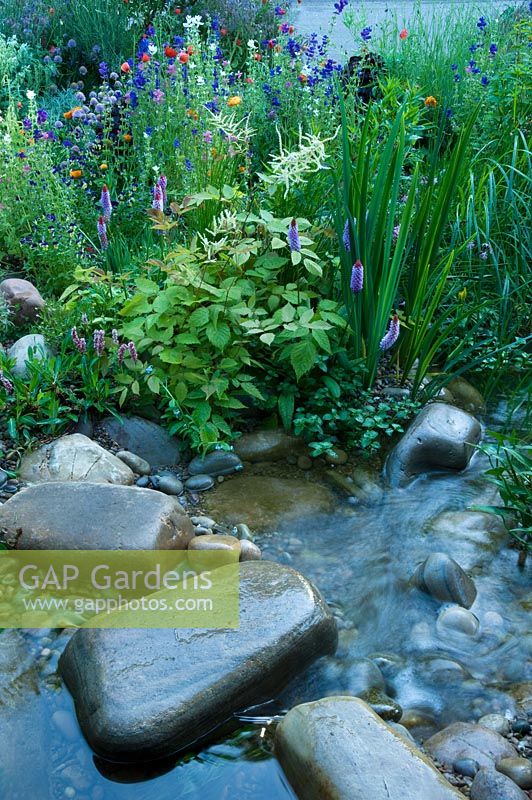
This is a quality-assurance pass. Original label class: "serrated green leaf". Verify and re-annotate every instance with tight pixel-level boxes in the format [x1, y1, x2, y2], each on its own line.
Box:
[290, 339, 317, 381]
[206, 323, 231, 350]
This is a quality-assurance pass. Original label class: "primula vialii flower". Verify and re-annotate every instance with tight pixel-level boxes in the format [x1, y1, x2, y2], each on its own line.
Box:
[93, 329, 105, 356]
[350, 260, 364, 293]
[343, 220, 351, 252]
[71, 326, 87, 354]
[0, 370, 14, 393]
[100, 185, 112, 221]
[157, 174, 168, 205]
[379, 315, 400, 351]
[152, 185, 164, 212]
[97, 216, 109, 250]
[287, 218, 301, 252]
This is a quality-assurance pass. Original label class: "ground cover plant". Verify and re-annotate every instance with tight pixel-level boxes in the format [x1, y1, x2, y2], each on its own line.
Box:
[0, 0, 530, 456]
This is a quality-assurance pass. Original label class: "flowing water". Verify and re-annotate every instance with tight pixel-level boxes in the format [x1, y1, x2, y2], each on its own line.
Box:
[2, 403, 530, 799]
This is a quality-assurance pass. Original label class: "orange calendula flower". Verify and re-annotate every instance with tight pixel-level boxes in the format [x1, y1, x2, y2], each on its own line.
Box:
[228, 96, 242, 107]
[424, 96, 438, 107]
[63, 106, 82, 120]
[123, 133, 132, 142]
[70, 169, 82, 179]
[99, 163, 108, 170]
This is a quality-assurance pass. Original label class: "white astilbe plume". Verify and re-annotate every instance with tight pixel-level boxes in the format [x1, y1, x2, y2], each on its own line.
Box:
[205, 109, 255, 152]
[260, 126, 338, 197]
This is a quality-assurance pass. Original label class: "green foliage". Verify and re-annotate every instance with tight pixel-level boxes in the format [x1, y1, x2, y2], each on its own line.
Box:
[475, 432, 532, 565]
[292, 361, 421, 456]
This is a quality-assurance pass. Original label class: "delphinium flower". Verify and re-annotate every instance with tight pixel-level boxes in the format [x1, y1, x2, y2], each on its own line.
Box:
[334, 0, 349, 13]
[100, 184, 112, 220]
[93, 329, 105, 356]
[343, 220, 351, 251]
[97, 216, 109, 250]
[379, 314, 400, 351]
[0, 370, 14, 393]
[489, 43, 498, 55]
[360, 27, 372, 42]
[288, 218, 301, 252]
[37, 109, 48, 125]
[350, 260, 364, 293]
[477, 16, 487, 31]
[481, 75, 489, 86]
[71, 326, 87, 354]
[152, 184, 164, 212]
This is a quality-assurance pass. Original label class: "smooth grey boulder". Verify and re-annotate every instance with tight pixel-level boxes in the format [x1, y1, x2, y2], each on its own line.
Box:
[447, 377, 485, 415]
[0, 482, 193, 550]
[0, 278, 45, 323]
[188, 450, 243, 477]
[99, 416, 181, 466]
[7, 334, 52, 378]
[497, 758, 532, 789]
[19, 434, 134, 485]
[411, 552, 477, 608]
[470, 768, 528, 800]
[59, 561, 337, 761]
[385, 403, 481, 487]
[274, 697, 464, 800]
[424, 722, 517, 769]
[234, 429, 306, 463]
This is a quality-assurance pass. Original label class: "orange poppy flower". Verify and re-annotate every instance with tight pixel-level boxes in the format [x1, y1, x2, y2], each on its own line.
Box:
[99, 163, 108, 170]
[227, 96, 242, 107]
[141, 53, 150, 63]
[424, 96, 437, 107]
[399, 28, 408, 39]
[70, 169, 82, 179]
[165, 46, 177, 58]
[123, 133, 132, 142]
[179, 52, 189, 64]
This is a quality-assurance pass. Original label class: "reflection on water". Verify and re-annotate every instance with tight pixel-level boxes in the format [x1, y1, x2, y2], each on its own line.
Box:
[2, 403, 530, 799]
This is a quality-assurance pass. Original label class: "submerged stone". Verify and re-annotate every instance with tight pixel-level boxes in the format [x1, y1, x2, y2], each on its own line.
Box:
[411, 552, 477, 608]
[59, 561, 337, 761]
[424, 722, 517, 769]
[188, 451, 243, 477]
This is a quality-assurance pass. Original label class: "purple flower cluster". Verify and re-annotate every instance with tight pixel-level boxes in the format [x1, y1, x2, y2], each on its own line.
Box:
[288, 218, 301, 252]
[379, 315, 400, 351]
[350, 260, 364, 293]
[0, 370, 14, 393]
[71, 326, 87, 354]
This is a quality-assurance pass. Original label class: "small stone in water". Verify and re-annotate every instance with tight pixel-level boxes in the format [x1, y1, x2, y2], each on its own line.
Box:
[512, 719, 531, 736]
[194, 526, 211, 536]
[478, 713, 510, 736]
[453, 758, 480, 778]
[40, 648, 52, 658]
[156, 475, 184, 496]
[496, 757, 532, 789]
[116, 450, 151, 476]
[297, 454, 312, 470]
[234, 523, 253, 541]
[190, 516, 215, 528]
[0, 469, 8, 487]
[136, 476, 150, 488]
[437, 606, 480, 638]
[239, 540, 262, 562]
[324, 448, 348, 465]
[359, 688, 402, 722]
[185, 474, 214, 492]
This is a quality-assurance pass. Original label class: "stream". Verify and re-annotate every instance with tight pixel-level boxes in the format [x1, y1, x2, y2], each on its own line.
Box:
[1, 402, 530, 800]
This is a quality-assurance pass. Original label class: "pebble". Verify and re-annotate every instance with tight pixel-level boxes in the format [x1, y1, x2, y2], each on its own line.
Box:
[470, 767, 528, 800]
[512, 719, 531, 736]
[359, 688, 402, 721]
[233, 523, 253, 541]
[297, 455, 312, 470]
[188, 451, 243, 477]
[437, 606, 480, 638]
[478, 713, 510, 735]
[324, 448, 348, 465]
[136, 476, 150, 488]
[194, 526, 212, 536]
[185, 474, 214, 492]
[497, 758, 532, 789]
[0, 468, 8, 487]
[239, 540, 262, 562]
[190, 516, 216, 528]
[453, 758, 480, 778]
[156, 475, 184, 496]
[116, 450, 151, 476]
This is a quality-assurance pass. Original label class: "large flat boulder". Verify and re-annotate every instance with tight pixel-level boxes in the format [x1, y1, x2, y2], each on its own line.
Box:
[19, 434, 134, 485]
[59, 561, 337, 761]
[98, 416, 181, 466]
[274, 696, 464, 799]
[385, 403, 481, 487]
[424, 722, 517, 769]
[0, 482, 193, 550]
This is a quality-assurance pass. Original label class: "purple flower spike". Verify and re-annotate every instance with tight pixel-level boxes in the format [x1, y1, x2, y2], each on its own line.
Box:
[157, 174, 168, 206]
[111, 329, 119, 345]
[100, 184, 112, 220]
[288, 218, 301, 252]
[117, 343, 128, 365]
[97, 216, 108, 250]
[350, 260, 364, 293]
[71, 326, 87, 354]
[343, 220, 351, 252]
[128, 341, 138, 362]
[93, 329, 105, 356]
[379, 314, 400, 351]
[0, 370, 14, 393]
[152, 184, 164, 213]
